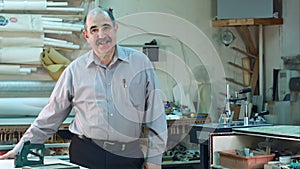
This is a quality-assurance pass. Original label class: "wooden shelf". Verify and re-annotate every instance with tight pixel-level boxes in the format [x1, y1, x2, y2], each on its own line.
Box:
[211, 18, 283, 27]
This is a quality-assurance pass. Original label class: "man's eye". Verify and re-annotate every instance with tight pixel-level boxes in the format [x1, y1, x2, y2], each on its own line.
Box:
[102, 26, 111, 31]
[91, 29, 98, 33]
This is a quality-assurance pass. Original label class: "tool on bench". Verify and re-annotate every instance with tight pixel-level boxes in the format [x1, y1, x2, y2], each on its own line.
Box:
[14, 140, 44, 168]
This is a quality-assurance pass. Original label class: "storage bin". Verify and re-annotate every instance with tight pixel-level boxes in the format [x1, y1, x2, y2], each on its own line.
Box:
[219, 150, 275, 169]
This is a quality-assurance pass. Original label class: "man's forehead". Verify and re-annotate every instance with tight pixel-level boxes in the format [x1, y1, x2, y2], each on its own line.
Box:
[90, 11, 111, 20]
[87, 13, 112, 26]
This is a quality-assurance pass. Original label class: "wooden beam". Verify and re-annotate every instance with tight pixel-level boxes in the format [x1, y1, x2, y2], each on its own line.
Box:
[231, 47, 258, 59]
[240, 26, 257, 54]
[211, 18, 283, 27]
[242, 58, 251, 86]
[227, 62, 254, 73]
[250, 59, 259, 94]
[225, 77, 248, 87]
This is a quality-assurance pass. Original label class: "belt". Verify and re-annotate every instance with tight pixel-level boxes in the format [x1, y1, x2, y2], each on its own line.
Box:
[77, 135, 140, 152]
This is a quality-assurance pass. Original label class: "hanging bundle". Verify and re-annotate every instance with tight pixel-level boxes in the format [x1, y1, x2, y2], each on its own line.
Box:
[40, 47, 70, 80]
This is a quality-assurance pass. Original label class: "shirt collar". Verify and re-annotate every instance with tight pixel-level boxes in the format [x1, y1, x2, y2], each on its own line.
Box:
[86, 45, 129, 68]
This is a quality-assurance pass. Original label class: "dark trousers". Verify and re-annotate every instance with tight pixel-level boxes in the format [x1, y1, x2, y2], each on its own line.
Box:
[69, 135, 144, 169]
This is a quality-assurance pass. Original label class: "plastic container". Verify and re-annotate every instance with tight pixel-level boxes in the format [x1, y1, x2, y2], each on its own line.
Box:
[279, 156, 291, 164]
[219, 150, 275, 169]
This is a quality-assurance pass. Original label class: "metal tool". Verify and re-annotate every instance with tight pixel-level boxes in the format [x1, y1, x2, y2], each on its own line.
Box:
[14, 140, 44, 168]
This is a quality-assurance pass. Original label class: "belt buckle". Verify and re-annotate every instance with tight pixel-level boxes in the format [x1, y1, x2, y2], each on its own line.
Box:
[103, 141, 115, 149]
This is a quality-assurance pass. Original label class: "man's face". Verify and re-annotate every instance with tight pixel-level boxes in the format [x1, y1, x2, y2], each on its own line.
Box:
[83, 12, 118, 56]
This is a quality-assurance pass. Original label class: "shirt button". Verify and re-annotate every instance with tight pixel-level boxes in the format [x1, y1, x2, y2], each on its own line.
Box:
[110, 113, 113, 116]
[107, 82, 111, 86]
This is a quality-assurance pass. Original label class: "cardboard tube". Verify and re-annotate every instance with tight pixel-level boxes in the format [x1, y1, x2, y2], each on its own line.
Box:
[0, 65, 21, 75]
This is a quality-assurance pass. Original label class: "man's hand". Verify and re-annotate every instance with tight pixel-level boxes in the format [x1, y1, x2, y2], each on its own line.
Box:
[0, 150, 16, 160]
[143, 162, 161, 169]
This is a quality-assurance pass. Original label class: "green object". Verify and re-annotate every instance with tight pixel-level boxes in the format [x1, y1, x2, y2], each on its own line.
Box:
[14, 140, 44, 168]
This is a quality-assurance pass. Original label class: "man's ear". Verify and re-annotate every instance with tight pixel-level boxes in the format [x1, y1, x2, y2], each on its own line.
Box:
[114, 23, 118, 32]
[82, 30, 89, 39]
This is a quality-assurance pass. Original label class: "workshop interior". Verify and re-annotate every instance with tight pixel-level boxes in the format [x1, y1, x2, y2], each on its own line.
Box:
[0, 0, 300, 169]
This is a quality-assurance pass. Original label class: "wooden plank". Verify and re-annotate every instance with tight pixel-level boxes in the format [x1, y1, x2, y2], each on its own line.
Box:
[239, 26, 257, 87]
[227, 62, 253, 73]
[250, 59, 259, 94]
[242, 58, 251, 86]
[211, 18, 283, 27]
[225, 77, 248, 87]
[240, 26, 257, 54]
[231, 47, 258, 59]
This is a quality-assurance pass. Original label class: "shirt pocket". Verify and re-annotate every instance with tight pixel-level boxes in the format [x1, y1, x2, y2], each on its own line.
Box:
[129, 82, 145, 108]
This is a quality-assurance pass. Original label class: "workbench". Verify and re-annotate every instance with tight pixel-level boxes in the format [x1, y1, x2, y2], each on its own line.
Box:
[0, 158, 86, 169]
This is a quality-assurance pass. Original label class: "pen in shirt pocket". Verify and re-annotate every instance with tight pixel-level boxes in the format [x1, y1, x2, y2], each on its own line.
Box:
[122, 78, 127, 88]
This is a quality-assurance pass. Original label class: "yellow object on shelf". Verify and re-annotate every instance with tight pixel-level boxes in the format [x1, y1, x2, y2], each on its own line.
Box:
[41, 47, 71, 80]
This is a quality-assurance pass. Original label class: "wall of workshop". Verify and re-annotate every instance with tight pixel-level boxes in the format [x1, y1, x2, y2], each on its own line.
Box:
[264, 0, 300, 124]
[99, 0, 241, 119]
[265, 0, 300, 101]
[99, 0, 272, 116]
[99, 0, 299, 121]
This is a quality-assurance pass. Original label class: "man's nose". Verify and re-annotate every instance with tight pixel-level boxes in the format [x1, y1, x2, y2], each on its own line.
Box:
[96, 30, 106, 38]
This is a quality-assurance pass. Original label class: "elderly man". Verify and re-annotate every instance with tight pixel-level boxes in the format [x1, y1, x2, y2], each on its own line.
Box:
[0, 7, 167, 169]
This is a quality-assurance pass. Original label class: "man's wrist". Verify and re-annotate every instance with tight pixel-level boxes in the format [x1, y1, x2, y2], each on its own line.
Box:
[145, 154, 163, 165]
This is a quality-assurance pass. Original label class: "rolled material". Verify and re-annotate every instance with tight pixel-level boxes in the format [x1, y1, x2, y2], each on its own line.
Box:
[0, 97, 49, 117]
[46, 7, 85, 12]
[0, 97, 75, 117]
[2, 0, 47, 10]
[0, 47, 42, 64]
[0, 14, 43, 32]
[44, 30, 72, 35]
[46, 2, 68, 7]
[0, 80, 55, 97]
[0, 65, 21, 75]
[44, 40, 80, 49]
[42, 22, 83, 32]
[0, 32, 44, 47]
